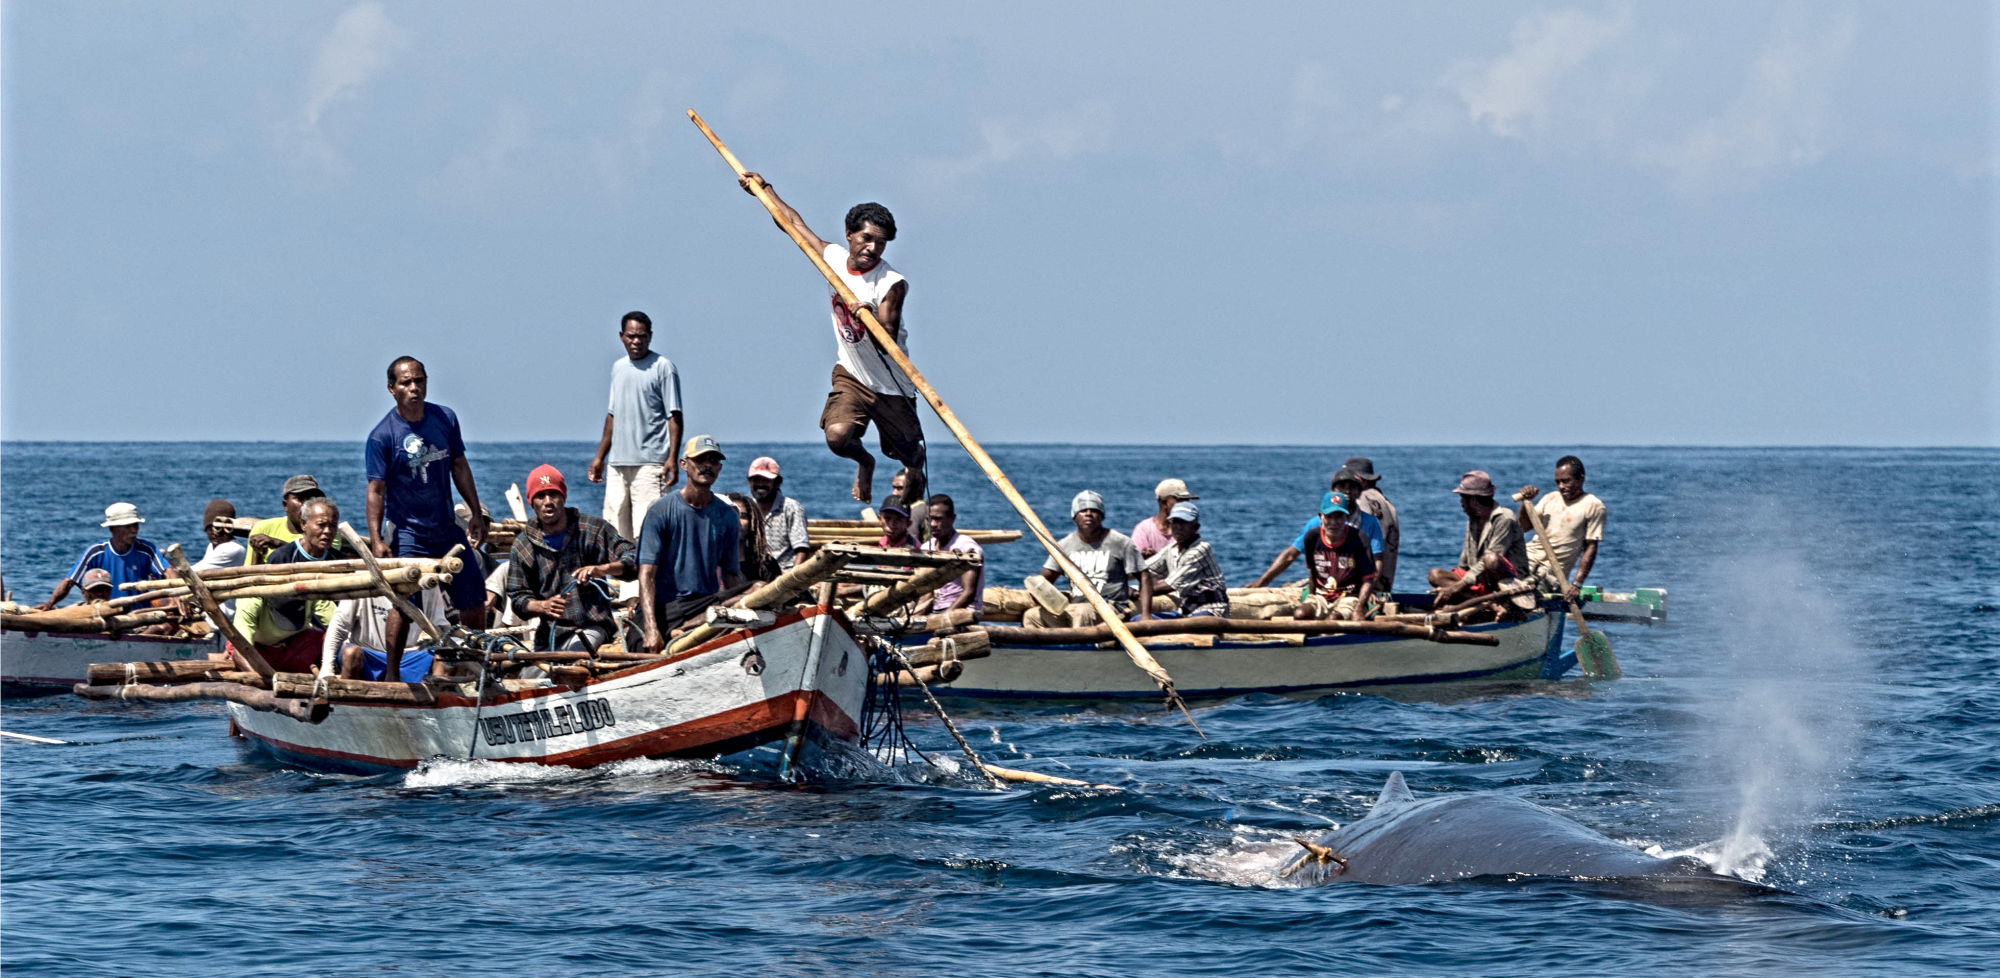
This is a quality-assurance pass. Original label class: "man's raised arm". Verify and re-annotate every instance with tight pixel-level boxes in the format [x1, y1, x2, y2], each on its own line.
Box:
[738, 172, 827, 253]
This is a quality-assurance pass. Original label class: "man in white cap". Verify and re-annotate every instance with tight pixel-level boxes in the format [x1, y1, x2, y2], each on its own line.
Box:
[1429, 470, 1531, 605]
[636, 434, 747, 651]
[1138, 501, 1229, 620]
[746, 456, 810, 571]
[38, 503, 172, 610]
[1024, 490, 1148, 628]
[1133, 478, 1199, 558]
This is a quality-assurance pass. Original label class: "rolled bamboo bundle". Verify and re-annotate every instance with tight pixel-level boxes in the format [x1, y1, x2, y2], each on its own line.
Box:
[894, 628, 993, 670]
[976, 585, 1305, 622]
[270, 673, 436, 705]
[808, 527, 1021, 545]
[983, 617, 1498, 647]
[3, 607, 181, 634]
[86, 658, 240, 686]
[122, 557, 460, 590]
[884, 660, 962, 686]
[71, 681, 324, 722]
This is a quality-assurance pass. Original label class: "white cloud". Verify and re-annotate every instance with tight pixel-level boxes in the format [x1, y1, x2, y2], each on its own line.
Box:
[911, 100, 1114, 203]
[1450, 6, 1632, 138]
[1640, 10, 1858, 195]
[301, 2, 407, 131]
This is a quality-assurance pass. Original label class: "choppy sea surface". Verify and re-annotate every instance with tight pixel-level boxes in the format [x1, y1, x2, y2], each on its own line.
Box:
[3, 442, 1997, 976]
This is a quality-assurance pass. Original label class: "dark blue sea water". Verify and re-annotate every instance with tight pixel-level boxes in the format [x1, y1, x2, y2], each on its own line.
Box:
[4, 442, 1997, 976]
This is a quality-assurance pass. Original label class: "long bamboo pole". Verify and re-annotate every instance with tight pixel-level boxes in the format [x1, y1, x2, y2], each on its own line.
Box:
[164, 543, 273, 679]
[687, 109, 1200, 738]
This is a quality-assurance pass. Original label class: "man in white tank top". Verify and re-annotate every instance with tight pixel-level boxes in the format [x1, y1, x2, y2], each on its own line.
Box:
[740, 171, 927, 508]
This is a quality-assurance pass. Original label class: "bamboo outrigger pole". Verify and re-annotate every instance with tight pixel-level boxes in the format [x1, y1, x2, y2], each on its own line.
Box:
[687, 109, 1201, 738]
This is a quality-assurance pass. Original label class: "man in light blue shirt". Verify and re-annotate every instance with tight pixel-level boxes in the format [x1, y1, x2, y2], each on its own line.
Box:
[589, 311, 684, 538]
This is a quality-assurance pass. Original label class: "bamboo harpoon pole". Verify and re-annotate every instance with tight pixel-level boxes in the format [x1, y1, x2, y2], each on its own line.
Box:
[687, 108, 1201, 738]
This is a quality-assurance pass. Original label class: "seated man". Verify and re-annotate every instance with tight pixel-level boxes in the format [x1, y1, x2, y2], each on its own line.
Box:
[1518, 454, 1604, 602]
[77, 568, 116, 603]
[1024, 490, 1147, 628]
[875, 501, 920, 550]
[329, 587, 453, 682]
[918, 494, 984, 615]
[1428, 470, 1532, 608]
[747, 456, 811, 571]
[1247, 467, 1386, 590]
[38, 503, 172, 610]
[506, 464, 635, 652]
[637, 434, 748, 651]
[1137, 502, 1229, 619]
[233, 497, 349, 672]
[247, 475, 324, 565]
[1295, 492, 1377, 621]
[1133, 478, 1199, 558]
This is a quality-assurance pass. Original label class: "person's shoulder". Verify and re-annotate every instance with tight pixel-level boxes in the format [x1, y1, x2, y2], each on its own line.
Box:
[954, 533, 982, 553]
[427, 401, 460, 426]
[366, 409, 401, 440]
[1104, 529, 1137, 547]
[267, 540, 304, 563]
[1581, 492, 1606, 511]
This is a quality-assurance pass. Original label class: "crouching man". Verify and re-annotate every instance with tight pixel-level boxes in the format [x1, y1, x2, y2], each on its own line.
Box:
[506, 464, 636, 652]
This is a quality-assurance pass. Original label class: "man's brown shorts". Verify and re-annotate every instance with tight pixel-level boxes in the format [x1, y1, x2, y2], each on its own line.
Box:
[821, 365, 925, 463]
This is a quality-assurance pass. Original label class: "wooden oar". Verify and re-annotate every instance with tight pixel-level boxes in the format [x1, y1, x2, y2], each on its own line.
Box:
[1513, 491, 1621, 679]
[688, 109, 1203, 738]
[164, 543, 273, 679]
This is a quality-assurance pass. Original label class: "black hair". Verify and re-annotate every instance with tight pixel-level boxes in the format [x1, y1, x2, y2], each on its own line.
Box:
[386, 356, 424, 385]
[926, 493, 954, 516]
[845, 202, 896, 240]
[1556, 455, 1586, 480]
[621, 311, 652, 331]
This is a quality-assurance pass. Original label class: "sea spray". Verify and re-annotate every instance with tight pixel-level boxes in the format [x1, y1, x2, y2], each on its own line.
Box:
[1696, 544, 1867, 881]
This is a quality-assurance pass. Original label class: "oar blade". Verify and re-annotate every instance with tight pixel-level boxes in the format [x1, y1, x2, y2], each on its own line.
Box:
[1575, 630, 1622, 679]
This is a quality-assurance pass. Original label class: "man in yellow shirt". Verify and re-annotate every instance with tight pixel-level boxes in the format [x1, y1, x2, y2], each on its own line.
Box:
[246, 474, 324, 564]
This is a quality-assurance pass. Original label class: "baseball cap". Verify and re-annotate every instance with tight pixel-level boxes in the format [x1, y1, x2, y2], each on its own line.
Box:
[683, 434, 725, 460]
[1168, 501, 1200, 523]
[1071, 489, 1106, 517]
[1452, 470, 1497, 497]
[1343, 457, 1381, 483]
[1330, 466, 1364, 488]
[282, 474, 324, 499]
[80, 568, 114, 592]
[879, 500, 912, 518]
[526, 464, 568, 500]
[1154, 478, 1199, 501]
[100, 502, 145, 527]
[1320, 491, 1351, 516]
[748, 457, 782, 479]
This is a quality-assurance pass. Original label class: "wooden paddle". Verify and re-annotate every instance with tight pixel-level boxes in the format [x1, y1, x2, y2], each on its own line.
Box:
[688, 109, 1202, 738]
[1513, 490, 1621, 679]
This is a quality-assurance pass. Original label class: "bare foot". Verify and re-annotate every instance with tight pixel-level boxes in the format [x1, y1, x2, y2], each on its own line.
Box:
[851, 457, 875, 503]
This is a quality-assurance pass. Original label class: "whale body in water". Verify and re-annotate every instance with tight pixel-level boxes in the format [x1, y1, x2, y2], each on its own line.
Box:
[1277, 772, 1779, 896]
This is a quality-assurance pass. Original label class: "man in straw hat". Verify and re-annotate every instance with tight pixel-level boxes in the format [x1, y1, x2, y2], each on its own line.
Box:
[1428, 470, 1532, 606]
[37, 502, 171, 610]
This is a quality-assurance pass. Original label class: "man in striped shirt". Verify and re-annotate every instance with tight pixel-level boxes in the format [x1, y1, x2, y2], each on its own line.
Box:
[37, 502, 170, 610]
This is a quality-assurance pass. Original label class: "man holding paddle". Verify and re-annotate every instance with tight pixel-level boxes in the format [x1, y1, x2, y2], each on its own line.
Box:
[738, 171, 926, 510]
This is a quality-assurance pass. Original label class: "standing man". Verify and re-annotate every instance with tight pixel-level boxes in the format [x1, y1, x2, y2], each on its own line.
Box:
[246, 475, 325, 564]
[1133, 479, 1200, 558]
[1341, 457, 1400, 594]
[506, 464, 636, 653]
[1428, 470, 1532, 606]
[919, 494, 984, 615]
[38, 503, 171, 610]
[636, 435, 746, 651]
[587, 311, 684, 539]
[746, 457, 810, 572]
[1024, 490, 1148, 629]
[366, 357, 492, 680]
[738, 171, 926, 509]
[1518, 455, 1605, 602]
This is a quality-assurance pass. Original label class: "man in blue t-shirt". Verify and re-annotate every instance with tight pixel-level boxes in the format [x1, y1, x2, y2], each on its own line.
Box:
[38, 502, 173, 609]
[636, 434, 745, 652]
[1247, 467, 1387, 591]
[365, 356, 492, 675]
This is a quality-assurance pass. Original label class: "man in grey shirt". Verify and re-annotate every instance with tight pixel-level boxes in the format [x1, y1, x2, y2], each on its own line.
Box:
[587, 311, 684, 538]
[1024, 490, 1147, 628]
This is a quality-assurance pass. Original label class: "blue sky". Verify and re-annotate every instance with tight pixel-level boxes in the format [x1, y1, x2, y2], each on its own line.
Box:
[3, 1, 1993, 445]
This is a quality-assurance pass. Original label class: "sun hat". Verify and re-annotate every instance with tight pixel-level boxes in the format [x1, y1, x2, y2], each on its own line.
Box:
[1320, 491, 1351, 516]
[748, 457, 782, 479]
[1154, 478, 1199, 501]
[1343, 457, 1381, 483]
[1452, 470, 1497, 497]
[526, 464, 567, 500]
[1071, 490, 1106, 517]
[100, 502, 145, 527]
[1168, 501, 1200, 523]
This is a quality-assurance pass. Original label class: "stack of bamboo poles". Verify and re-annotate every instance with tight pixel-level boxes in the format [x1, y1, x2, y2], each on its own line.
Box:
[805, 519, 1020, 546]
[977, 585, 1305, 622]
[226, 515, 528, 553]
[1, 599, 202, 635]
[662, 542, 984, 655]
[119, 556, 461, 607]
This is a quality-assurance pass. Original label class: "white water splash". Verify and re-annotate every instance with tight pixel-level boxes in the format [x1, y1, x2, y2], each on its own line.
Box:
[1154, 825, 1327, 888]
[402, 755, 704, 790]
[1694, 541, 1865, 881]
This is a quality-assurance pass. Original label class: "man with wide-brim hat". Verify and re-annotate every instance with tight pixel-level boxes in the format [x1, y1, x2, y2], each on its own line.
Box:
[37, 502, 172, 610]
[1428, 470, 1532, 608]
[1341, 457, 1400, 592]
[636, 434, 750, 652]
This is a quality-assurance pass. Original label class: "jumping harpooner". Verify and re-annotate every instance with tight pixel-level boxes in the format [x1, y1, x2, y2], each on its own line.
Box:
[737, 170, 926, 509]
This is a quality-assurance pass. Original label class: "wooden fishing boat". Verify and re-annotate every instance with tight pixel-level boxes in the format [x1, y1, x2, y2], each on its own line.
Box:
[226, 605, 869, 775]
[919, 601, 1573, 700]
[2, 628, 219, 693]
